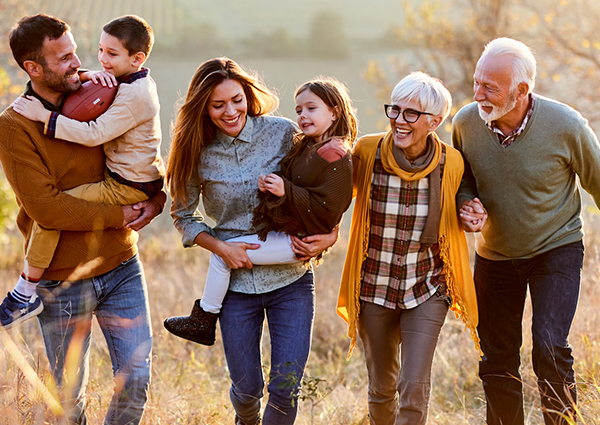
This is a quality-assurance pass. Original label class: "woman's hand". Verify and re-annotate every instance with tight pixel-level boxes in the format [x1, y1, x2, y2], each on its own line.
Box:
[459, 198, 488, 232]
[12, 96, 51, 123]
[83, 70, 118, 87]
[291, 225, 340, 261]
[258, 173, 284, 197]
[216, 240, 260, 269]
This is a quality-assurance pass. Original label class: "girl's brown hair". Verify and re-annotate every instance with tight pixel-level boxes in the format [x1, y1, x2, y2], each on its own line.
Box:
[166, 57, 279, 205]
[281, 77, 358, 173]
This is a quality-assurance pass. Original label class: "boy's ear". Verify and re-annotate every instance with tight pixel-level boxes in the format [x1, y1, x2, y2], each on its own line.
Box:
[23, 60, 42, 77]
[131, 52, 147, 67]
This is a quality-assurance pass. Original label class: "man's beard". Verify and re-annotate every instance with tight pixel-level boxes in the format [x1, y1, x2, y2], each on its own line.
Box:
[477, 90, 518, 125]
[41, 65, 82, 94]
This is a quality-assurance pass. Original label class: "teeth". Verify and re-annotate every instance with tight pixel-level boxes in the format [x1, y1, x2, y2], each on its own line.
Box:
[223, 117, 238, 124]
[396, 128, 410, 136]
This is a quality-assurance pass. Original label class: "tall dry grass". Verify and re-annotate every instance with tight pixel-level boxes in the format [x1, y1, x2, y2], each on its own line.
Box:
[1, 211, 600, 424]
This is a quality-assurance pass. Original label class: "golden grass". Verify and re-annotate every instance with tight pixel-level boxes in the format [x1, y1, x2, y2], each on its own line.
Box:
[1, 213, 600, 424]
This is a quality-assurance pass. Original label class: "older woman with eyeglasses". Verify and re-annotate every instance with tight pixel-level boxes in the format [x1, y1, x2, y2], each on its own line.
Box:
[337, 72, 480, 425]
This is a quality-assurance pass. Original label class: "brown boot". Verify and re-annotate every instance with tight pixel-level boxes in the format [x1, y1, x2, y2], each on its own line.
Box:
[163, 299, 218, 345]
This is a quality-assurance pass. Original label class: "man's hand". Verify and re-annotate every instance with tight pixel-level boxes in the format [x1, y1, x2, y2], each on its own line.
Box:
[12, 96, 51, 123]
[291, 225, 340, 261]
[125, 199, 161, 231]
[459, 198, 488, 232]
[121, 205, 142, 228]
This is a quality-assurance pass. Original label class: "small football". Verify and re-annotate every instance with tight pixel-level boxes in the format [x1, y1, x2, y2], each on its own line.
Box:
[61, 80, 118, 122]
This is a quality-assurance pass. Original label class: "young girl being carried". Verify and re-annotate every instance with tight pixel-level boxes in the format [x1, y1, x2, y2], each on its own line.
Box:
[164, 77, 357, 345]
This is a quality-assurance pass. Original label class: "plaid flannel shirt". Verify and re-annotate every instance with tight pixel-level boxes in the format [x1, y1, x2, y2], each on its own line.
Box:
[360, 143, 446, 309]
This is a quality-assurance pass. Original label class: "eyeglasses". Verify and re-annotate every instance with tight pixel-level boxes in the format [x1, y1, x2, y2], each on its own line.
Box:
[384, 104, 432, 123]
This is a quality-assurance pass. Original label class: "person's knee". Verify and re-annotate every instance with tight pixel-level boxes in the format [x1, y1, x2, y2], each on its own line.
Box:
[231, 378, 264, 406]
[532, 340, 574, 381]
[118, 364, 151, 406]
[367, 379, 399, 403]
[398, 377, 431, 407]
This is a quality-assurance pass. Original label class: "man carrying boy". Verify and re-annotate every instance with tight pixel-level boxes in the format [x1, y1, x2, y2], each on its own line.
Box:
[0, 14, 165, 424]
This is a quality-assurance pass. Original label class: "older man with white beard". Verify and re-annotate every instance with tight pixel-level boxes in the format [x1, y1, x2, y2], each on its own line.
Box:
[452, 37, 600, 425]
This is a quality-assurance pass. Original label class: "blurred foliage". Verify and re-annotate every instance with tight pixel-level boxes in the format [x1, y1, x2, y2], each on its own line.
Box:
[0, 1, 27, 232]
[364, 0, 600, 130]
[307, 10, 349, 59]
[240, 28, 298, 59]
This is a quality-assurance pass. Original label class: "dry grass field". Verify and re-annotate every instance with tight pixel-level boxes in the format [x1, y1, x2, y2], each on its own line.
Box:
[1, 210, 600, 424]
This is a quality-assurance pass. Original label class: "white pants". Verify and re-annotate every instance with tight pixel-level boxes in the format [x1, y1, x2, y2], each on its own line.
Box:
[201, 232, 300, 313]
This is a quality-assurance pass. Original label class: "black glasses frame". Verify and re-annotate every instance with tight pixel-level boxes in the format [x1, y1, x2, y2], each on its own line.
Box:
[384, 104, 433, 123]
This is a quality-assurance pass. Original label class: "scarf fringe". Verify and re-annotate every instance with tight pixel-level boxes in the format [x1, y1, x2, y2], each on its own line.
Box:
[438, 234, 482, 356]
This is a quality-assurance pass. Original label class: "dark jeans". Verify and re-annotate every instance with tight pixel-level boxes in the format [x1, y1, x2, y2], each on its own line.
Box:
[219, 271, 315, 425]
[475, 240, 583, 425]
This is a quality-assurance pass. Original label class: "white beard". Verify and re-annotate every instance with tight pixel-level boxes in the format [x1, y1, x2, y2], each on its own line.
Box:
[477, 91, 518, 125]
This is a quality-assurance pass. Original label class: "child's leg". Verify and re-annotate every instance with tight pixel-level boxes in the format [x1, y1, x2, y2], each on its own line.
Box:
[201, 232, 299, 314]
[5, 221, 61, 304]
[65, 171, 148, 205]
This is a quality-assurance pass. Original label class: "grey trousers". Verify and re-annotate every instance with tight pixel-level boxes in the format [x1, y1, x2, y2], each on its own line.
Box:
[357, 294, 449, 425]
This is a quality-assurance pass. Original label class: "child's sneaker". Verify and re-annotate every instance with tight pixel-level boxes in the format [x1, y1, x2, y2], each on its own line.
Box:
[163, 299, 218, 346]
[0, 293, 43, 330]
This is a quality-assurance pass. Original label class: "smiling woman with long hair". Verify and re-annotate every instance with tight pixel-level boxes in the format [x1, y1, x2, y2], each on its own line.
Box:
[165, 57, 338, 425]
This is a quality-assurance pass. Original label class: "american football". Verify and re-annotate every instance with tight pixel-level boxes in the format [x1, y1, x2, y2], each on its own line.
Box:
[61, 80, 118, 122]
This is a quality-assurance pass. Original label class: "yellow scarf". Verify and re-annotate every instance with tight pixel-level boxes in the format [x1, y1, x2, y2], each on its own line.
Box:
[337, 131, 481, 359]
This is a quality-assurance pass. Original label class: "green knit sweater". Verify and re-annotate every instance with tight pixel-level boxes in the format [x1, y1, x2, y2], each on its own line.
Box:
[452, 95, 600, 260]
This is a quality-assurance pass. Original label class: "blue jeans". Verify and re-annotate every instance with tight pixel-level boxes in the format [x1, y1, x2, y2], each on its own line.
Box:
[219, 271, 315, 425]
[475, 241, 583, 425]
[36, 254, 152, 425]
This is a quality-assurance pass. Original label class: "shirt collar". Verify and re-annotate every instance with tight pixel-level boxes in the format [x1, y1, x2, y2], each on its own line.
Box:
[486, 94, 536, 141]
[215, 115, 255, 148]
[117, 67, 149, 84]
[24, 81, 63, 112]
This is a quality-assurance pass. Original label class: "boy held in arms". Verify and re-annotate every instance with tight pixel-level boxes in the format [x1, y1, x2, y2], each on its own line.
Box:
[1, 14, 164, 329]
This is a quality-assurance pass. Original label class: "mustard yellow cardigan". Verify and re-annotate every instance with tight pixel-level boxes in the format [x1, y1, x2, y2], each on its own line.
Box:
[336, 131, 480, 358]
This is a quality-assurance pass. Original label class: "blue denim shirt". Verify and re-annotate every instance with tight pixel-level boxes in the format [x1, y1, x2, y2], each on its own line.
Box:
[171, 115, 309, 294]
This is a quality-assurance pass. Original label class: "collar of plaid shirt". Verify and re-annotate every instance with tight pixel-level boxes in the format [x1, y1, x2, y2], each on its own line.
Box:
[486, 94, 536, 147]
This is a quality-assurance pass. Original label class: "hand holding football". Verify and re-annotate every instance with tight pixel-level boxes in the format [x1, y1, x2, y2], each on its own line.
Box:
[62, 81, 118, 122]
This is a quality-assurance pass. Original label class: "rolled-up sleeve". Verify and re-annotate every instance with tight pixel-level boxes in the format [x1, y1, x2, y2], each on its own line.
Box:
[170, 179, 215, 247]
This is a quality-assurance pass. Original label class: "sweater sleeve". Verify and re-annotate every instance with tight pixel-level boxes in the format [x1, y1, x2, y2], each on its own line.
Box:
[451, 111, 479, 208]
[53, 83, 158, 147]
[282, 152, 353, 235]
[0, 118, 123, 231]
[569, 120, 600, 208]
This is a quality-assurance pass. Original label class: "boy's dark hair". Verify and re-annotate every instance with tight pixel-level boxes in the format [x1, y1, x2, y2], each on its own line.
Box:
[9, 14, 70, 71]
[103, 15, 154, 57]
